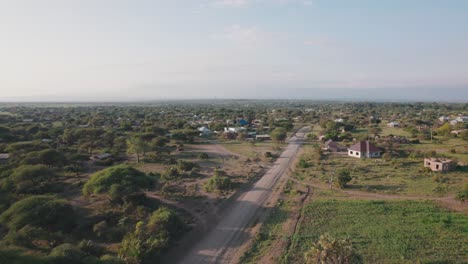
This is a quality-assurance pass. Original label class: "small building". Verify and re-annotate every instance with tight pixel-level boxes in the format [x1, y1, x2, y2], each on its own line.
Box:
[0, 153, 10, 164]
[198, 126, 212, 136]
[439, 116, 449, 123]
[238, 119, 249, 126]
[323, 139, 346, 152]
[455, 116, 468, 123]
[387, 121, 400, 128]
[424, 158, 454, 173]
[255, 134, 271, 141]
[90, 153, 112, 161]
[348, 141, 381, 158]
[334, 118, 344, 123]
[451, 129, 468, 136]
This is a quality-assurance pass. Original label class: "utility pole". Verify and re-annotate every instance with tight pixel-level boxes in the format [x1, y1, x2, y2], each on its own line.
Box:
[329, 168, 335, 190]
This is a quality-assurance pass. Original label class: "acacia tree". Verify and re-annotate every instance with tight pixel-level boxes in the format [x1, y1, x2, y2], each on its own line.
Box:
[271, 127, 287, 143]
[126, 135, 150, 163]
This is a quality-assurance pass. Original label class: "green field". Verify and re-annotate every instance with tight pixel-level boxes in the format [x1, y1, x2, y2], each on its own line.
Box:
[285, 200, 468, 264]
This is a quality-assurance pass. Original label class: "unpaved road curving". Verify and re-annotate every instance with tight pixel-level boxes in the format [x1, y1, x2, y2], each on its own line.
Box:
[177, 127, 309, 264]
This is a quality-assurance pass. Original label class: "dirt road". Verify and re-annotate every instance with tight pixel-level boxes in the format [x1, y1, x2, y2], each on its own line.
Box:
[177, 127, 309, 264]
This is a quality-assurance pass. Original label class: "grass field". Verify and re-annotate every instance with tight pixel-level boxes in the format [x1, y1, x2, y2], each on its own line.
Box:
[220, 141, 279, 159]
[285, 200, 468, 264]
[295, 144, 468, 197]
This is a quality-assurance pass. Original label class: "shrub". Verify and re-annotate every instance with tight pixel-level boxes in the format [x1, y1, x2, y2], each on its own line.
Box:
[9, 164, 57, 194]
[177, 160, 196, 172]
[48, 243, 97, 264]
[198, 153, 209, 160]
[336, 169, 352, 188]
[100, 254, 124, 264]
[147, 207, 185, 240]
[455, 190, 468, 203]
[0, 195, 75, 232]
[304, 234, 362, 264]
[78, 240, 103, 257]
[161, 167, 180, 181]
[204, 175, 232, 192]
[83, 165, 151, 198]
[3, 225, 59, 249]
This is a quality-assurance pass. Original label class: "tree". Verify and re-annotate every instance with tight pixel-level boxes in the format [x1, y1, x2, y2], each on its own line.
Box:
[75, 128, 105, 155]
[304, 234, 362, 264]
[436, 123, 451, 137]
[119, 208, 185, 264]
[0, 195, 76, 232]
[271, 127, 287, 143]
[150, 136, 169, 149]
[82, 165, 151, 202]
[127, 135, 150, 163]
[204, 170, 232, 192]
[66, 153, 89, 176]
[336, 169, 352, 188]
[9, 164, 57, 194]
[22, 149, 65, 167]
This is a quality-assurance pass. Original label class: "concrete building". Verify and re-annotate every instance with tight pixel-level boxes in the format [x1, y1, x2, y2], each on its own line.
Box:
[424, 158, 454, 173]
[348, 141, 381, 158]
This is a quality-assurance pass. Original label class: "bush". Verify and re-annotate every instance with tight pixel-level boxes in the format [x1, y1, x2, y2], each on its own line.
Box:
[48, 243, 99, 264]
[3, 225, 60, 249]
[204, 175, 232, 192]
[9, 164, 57, 194]
[83, 165, 151, 198]
[100, 254, 124, 264]
[198, 153, 209, 160]
[78, 240, 103, 257]
[147, 207, 185, 240]
[0, 195, 76, 232]
[336, 169, 352, 188]
[177, 160, 197, 172]
[161, 167, 180, 181]
[455, 190, 468, 203]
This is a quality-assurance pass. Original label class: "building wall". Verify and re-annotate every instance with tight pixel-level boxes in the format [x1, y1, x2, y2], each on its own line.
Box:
[424, 159, 453, 172]
[348, 150, 361, 158]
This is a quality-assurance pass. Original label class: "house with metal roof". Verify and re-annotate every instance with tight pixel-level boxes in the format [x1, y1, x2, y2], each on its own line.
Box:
[347, 141, 381, 158]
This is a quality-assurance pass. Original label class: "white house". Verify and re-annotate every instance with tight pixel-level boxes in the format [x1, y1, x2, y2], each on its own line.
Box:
[387, 121, 400, 128]
[198, 127, 211, 136]
[348, 141, 381, 158]
[439, 116, 449, 123]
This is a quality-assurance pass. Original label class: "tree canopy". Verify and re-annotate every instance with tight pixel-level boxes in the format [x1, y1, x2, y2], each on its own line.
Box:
[82, 165, 151, 199]
[0, 195, 75, 232]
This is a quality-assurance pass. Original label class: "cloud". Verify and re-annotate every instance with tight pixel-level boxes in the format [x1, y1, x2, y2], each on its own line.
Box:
[303, 0, 313, 6]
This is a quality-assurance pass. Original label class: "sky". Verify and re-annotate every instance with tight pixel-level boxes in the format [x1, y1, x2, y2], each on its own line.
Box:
[1, 0, 468, 102]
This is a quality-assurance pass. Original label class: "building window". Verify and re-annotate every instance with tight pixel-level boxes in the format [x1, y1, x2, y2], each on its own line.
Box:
[356, 152, 359, 156]
[436, 165, 439, 170]
[350, 151, 353, 154]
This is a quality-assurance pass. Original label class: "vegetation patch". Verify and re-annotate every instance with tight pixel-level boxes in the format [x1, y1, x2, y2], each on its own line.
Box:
[286, 200, 468, 263]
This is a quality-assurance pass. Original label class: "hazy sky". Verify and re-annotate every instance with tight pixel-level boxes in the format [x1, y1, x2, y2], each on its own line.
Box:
[1, 0, 468, 101]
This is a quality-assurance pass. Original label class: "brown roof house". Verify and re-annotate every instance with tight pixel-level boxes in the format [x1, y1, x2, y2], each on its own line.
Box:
[424, 158, 454, 173]
[323, 140, 346, 152]
[348, 141, 381, 158]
